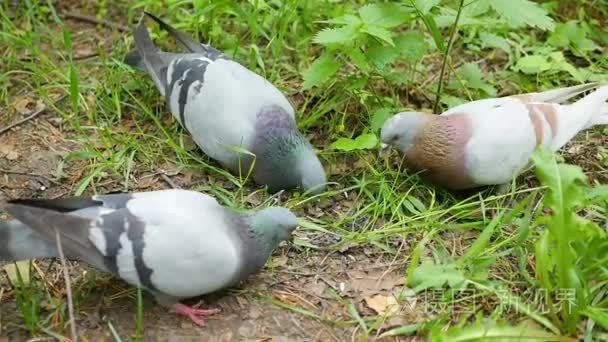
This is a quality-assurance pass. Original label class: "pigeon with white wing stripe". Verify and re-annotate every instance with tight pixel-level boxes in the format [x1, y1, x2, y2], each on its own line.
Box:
[0, 189, 298, 326]
[379, 83, 608, 190]
[124, 12, 326, 194]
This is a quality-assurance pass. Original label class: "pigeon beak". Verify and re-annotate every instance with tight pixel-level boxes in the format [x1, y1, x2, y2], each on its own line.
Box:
[379, 143, 391, 158]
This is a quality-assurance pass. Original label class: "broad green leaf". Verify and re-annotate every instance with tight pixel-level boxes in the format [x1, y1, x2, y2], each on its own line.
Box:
[358, 3, 411, 28]
[313, 25, 358, 45]
[353, 133, 378, 149]
[462, 0, 491, 17]
[409, 262, 466, 292]
[370, 108, 392, 132]
[489, 0, 555, 30]
[326, 14, 361, 26]
[302, 53, 341, 89]
[414, 0, 440, 15]
[515, 55, 551, 74]
[479, 32, 511, 53]
[458, 63, 497, 96]
[440, 94, 467, 108]
[367, 42, 400, 69]
[531, 146, 588, 215]
[531, 146, 586, 316]
[361, 25, 394, 46]
[548, 21, 599, 53]
[330, 133, 378, 151]
[585, 184, 608, 202]
[345, 48, 369, 72]
[441, 320, 573, 341]
[330, 138, 357, 151]
[395, 32, 429, 63]
[422, 13, 445, 51]
[548, 51, 584, 82]
[434, 14, 485, 29]
[582, 307, 608, 330]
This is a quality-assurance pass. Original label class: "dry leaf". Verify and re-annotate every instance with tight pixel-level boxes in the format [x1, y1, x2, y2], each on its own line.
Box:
[5, 150, 19, 160]
[3, 261, 31, 286]
[136, 175, 158, 189]
[245, 191, 263, 206]
[365, 294, 400, 315]
[13, 97, 43, 115]
[182, 136, 197, 151]
[272, 254, 288, 267]
[349, 270, 405, 297]
[0, 143, 13, 156]
[85, 94, 97, 110]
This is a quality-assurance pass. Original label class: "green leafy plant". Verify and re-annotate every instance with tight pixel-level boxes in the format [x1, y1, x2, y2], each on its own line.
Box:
[303, 3, 416, 91]
[531, 146, 608, 334]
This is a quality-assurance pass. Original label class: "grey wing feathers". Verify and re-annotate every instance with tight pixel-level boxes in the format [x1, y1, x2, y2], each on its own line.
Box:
[7, 197, 102, 213]
[124, 50, 200, 72]
[143, 11, 224, 60]
[4, 193, 135, 272]
[526, 82, 601, 103]
[8, 192, 132, 212]
[0, 220, 59, 261]
[4, 203, 111, 271]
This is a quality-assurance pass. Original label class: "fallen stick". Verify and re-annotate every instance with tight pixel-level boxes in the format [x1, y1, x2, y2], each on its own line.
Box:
[0, 94, 67, 136]
[54, 229, 78, 342]
[63, 12, 129, 32]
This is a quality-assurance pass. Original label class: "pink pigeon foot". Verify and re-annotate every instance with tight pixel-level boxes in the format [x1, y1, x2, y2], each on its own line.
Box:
[172, 302, 220, 326]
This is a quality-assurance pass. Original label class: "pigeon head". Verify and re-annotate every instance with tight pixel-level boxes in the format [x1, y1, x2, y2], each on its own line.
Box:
[249, 207, 298, 251]
[380, 112, 430, 156]
[253, 106, 327, 195]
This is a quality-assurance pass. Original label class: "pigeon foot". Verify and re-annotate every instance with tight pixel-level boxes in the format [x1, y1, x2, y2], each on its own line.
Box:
[172, 302, 220, 326]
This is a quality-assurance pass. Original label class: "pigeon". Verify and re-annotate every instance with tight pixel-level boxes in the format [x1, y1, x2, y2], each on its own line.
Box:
[379, 83, 608, 190]
[0, 189, 298, 326]
[124, 12, 326, 195]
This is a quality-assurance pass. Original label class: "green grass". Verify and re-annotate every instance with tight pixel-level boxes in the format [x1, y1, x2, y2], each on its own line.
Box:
[1, 0, 608, 340]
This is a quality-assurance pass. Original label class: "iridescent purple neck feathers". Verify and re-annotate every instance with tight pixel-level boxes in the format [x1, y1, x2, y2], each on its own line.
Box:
[251, 106, 326, 194]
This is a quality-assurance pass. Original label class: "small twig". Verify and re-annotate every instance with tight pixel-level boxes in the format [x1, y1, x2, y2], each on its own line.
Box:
[432, 0, 466, 114]
[0, 169, 70, 190]
[160, 173, 180, 189]
[63, 12, 128, 32]
[54, 229, 77, 342]
[107, 320, 123, 342]
[0, 94, 67, 136]
[73, 52, 100, 61]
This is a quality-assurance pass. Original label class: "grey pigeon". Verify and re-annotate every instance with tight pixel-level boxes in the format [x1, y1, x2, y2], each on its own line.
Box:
[380, 83, 608, 190]
[124, 12, 326, 194]
[1, 189, 297, 326]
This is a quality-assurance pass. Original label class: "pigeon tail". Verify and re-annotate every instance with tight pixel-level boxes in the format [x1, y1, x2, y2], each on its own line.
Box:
[132, 19, 168, 95]
[529, 82, 600, 103]
[144, 12, 205, 54]
[554, 85, 608, 150]
[124, 49, 189, 73]
[143, 12, 223, 60]
[0, 220, 58, 261]
[4, 202, 110, 272]
[124, 49, 145, 70]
